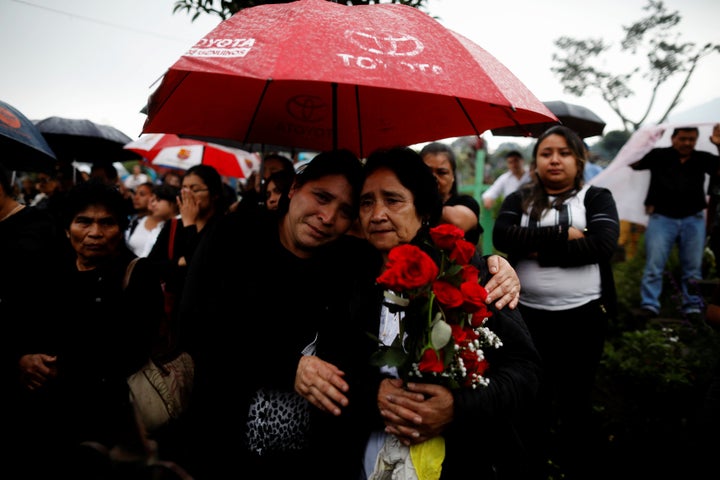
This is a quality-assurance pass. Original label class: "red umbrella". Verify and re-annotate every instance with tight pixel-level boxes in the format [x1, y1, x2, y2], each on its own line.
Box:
[124, 133, 260, 178]
[142, 0, 555, 158]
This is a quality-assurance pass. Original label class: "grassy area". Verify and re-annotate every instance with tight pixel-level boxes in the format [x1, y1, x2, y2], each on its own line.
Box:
[588, 238, 720, 478]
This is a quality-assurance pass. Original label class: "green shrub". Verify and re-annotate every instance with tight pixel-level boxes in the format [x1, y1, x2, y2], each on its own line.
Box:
[601, 322, 718, 392]
[597, 233, 720, 449]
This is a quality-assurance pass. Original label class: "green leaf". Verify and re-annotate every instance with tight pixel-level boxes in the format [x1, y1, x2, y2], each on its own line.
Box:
[431, 314, 452, 349]
[444, 263, 463, 277]
[369, 346, 408, 368]
[384, 290, 409, 307]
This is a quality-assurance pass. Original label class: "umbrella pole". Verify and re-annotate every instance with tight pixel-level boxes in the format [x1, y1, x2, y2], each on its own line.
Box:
[332, 83, 338, 151]
[244, 80, 272, 145]
[355, 85, 363, 159]
[455, 98, 482, 138]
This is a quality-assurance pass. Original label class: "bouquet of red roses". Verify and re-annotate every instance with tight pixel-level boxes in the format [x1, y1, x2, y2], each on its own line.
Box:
[372, 224, 502, 389]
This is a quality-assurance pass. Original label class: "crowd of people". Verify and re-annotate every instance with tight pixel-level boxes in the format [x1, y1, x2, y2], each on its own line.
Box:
[3, 122, 720, 479]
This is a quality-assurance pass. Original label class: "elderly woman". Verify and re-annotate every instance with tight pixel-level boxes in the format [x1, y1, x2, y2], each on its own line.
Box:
[14, 179, 164, 477]
[299, 147, 541, 479]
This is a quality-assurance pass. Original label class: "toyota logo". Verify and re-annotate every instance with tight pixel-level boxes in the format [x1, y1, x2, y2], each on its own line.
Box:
[345, 30, 424, 57]
[286, 95, 327, 123]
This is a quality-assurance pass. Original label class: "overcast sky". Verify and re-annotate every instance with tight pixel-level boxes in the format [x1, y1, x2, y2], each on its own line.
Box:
[2, 0, 718, 152]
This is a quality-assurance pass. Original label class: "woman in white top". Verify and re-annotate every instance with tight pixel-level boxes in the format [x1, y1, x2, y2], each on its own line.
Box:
[492, 126, 620, 480]
[126, 184, 179, 257]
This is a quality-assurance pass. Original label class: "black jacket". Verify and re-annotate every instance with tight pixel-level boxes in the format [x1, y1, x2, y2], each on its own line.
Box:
[179, 207, 359, 478]
[313, 231, 543, 479]
[493, 185, 620, 317]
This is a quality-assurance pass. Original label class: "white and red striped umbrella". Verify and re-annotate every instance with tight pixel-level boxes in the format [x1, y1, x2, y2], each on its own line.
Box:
[124, 133, 260, 178]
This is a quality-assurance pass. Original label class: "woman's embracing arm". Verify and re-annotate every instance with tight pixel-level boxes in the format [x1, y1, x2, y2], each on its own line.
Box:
[483, 254, 520, 310]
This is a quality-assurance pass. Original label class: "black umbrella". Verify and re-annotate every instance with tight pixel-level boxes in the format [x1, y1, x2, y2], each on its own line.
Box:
[35, 116, 141, 164]
[491, 100, 606, 138]
[0, 99, 57, 172]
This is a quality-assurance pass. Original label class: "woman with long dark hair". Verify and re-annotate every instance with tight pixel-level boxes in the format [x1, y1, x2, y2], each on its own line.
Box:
[493, 126, 620, 480]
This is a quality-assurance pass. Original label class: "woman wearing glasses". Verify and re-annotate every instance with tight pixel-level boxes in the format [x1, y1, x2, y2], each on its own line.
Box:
[150, 164, 229, 270]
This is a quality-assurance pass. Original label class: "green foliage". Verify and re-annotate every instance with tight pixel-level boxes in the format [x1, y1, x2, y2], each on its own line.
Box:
[551, 0, 720, 132]
[609, 242, 645, 320]
[590, 130, 632, 164]
[450, 136, 483, 191]
[596, 232, 720, 463]
[602, 323, 718, 392]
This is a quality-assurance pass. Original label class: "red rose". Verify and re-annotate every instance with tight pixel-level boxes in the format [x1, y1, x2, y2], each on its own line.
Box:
[451, 324, 468, 343]
[376, 244, 439, 291]
[470, 304, 493, 327]
[468, 358, 490, 379]
[449, 239, 475, 265]
[454, 325, 479, 343]
[417, 348, 445, 373]
[461, 265, 479, 284]
[429, 224, 465, 250]
[474, 358, 490, 377]
[461, 281, 488, 313]
[433, 280, 463, 308]
[459, 347, 480, 369]
[464, 326, 480, 341]
[372, 223, 501, 391]
[461, 353, 489, 386]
